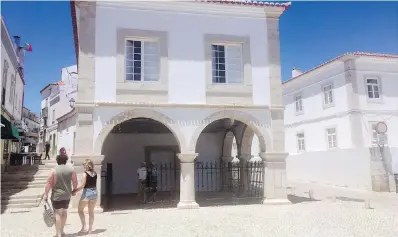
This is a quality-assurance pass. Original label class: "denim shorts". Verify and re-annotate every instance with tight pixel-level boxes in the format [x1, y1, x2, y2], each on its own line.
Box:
[81, 188, 98, 201]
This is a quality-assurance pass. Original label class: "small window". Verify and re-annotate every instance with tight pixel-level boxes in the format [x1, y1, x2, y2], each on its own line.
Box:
[326, 127, 337, 148]
[295, 94, 303, 113]
[125, 39, 160, 82]
[366, 78, 380, 99]
[296, 132, 306, 152]
[212, 44, 243, 84]
[323, 84, 334, 106]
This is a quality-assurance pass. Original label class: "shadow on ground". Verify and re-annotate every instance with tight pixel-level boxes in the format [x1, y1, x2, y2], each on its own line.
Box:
[287, 194, 319, 204]
[64, 229, 106, 237]
[101, 192, 321, 211]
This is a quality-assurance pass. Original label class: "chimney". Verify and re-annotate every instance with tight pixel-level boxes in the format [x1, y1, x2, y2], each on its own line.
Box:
[292, 67, 303, 78]
[13, 36, 21, 48]
[13, 36, 25, 75]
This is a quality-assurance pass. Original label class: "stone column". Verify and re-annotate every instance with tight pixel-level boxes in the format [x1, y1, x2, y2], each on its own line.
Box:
[239, 154, 252, 193]
[177, 153, 199, 209]
[221, 156, 233, 191]
[70, 154, 104, 213]
[260, 152, 290, 205]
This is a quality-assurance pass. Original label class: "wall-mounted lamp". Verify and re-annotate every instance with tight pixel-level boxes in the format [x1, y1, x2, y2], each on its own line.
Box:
[69, 98, 75, 108]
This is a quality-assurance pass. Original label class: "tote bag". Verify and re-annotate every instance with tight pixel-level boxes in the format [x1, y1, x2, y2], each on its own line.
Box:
[43, 200, 55, 227]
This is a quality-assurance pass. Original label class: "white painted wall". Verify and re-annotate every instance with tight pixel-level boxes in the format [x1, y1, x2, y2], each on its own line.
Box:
[57, 113, 77, 157]
[355, 58, 398, 112]
[1, 21, 24, 121]
[284, 62, 349, 131]
[101, 132, 222, 195]
[283, 55, 398, 189]
[286, 148, 372, 190]
[285, 116, 353, 154]
[94, 3, 271, 105]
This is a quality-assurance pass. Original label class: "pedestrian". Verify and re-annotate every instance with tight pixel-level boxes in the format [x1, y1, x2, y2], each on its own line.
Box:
[72, 159, 98, 235]
[136, 162, 147, 203]
[43, 147, 77, 237]
[45, 141, 51, 160]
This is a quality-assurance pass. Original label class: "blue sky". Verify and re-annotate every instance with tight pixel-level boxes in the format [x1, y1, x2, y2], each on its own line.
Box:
[2, 1, 398, 114]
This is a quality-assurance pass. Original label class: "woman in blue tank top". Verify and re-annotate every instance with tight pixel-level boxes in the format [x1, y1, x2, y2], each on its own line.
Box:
[72, 159, 98, 234]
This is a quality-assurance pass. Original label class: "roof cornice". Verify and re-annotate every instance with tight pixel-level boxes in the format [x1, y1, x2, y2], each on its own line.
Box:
[283, 52, 398, 85]
[96, 1, 288, 19]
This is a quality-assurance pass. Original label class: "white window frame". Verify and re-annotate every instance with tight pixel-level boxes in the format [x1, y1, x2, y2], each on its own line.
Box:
[296, 132, 306, 152]
[322, 83, 334, 108]
[124, 37, 160, 82]
[294, 93, 304, 115]
[325, 127, 338, 149]
[211, 42, 243, 84]
[365, 77, 381, 102]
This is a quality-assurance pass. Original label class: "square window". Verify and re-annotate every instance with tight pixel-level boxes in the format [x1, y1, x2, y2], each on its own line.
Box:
[211, 44, 242, 84]
[125, 39, 160, 82]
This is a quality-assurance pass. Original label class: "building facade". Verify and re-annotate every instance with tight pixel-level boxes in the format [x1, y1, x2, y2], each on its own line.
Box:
[20, 107, 40, 152]
[1, 17, 26, 170]
[283, 52, 398, 192]
[70, 1, 291, 210]
[56, 108, 76, 156]
[38, 65, 77, 156]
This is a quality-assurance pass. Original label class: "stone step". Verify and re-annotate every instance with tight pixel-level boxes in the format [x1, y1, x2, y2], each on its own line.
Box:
[1, 193, 43, 200]
[6, 167, 50, 173]
[1, 197, 41, 205]
[1, 175, 48, 182]
[1, 188, 44, 198]
[1, 202, 41, 209]
[2, 181, 47, 189]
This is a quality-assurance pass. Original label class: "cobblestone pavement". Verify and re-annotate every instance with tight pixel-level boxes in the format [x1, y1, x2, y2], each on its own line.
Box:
[1, 200, 398, 237]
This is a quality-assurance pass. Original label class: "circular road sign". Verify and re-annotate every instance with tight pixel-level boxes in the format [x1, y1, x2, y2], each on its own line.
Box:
[375, 122, 388, 134]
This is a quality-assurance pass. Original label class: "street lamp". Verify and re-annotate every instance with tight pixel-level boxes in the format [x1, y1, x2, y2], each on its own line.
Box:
[69, 98, 75, 108]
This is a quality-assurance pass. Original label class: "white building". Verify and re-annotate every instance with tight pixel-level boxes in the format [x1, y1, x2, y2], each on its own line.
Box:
[1, 17, 26, 170]
[56, 108, 76, 157]
[283, 52, 398, 192]
[21, 107, 40, 152]
[70, 1, 291, 210]
[38, 65, 77, 156]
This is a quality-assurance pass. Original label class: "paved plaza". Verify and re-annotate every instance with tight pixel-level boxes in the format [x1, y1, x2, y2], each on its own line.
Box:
[1, 198, 398, 237]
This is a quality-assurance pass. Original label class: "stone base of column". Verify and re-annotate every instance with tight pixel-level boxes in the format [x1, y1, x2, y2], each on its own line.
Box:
[177, 201, 199, 209]
[262, 198, 291, 205]
[69, 207, 104, 214]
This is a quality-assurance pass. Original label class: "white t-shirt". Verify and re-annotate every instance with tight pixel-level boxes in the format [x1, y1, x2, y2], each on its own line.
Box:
[137, 167, 147, 180]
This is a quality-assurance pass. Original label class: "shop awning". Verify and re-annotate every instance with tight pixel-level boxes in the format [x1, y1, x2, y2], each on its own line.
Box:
[1, 115, 20, 140]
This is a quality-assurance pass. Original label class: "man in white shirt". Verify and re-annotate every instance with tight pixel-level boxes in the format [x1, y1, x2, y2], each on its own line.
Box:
[136, 162, 147, 203]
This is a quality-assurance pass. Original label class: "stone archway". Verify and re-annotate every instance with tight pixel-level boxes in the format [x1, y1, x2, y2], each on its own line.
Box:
[222, 131, 239, 160]
[189, 110, 270, 154]
[94, 109, 187, 155]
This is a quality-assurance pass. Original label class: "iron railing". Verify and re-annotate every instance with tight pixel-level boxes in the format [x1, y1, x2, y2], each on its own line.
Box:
[195, 160, 264, 199]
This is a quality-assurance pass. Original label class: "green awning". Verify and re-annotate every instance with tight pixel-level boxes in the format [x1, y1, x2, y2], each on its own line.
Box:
[1, 115, 20, 140]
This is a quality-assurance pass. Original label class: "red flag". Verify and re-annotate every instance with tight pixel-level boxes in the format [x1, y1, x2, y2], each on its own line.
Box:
[24, 43, 32, 52]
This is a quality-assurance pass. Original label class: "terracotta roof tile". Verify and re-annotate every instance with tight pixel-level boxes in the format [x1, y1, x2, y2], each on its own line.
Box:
[284, 51, 398, 84]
